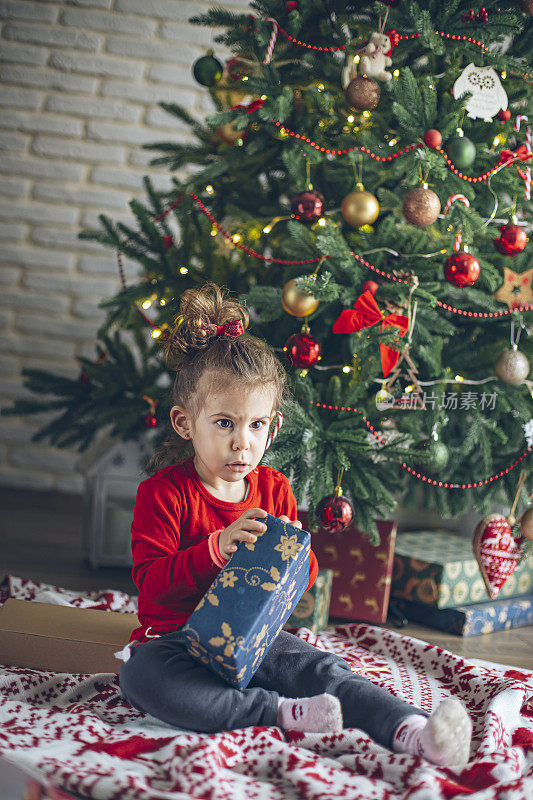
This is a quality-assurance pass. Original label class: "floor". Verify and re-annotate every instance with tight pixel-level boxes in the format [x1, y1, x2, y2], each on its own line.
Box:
[1, 486, 532, 670]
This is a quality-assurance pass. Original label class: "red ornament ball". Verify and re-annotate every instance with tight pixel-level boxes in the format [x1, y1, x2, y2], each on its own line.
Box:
[445, 251, 481, 287]
[363, 280, 379, 295]
[423, 129, 442, 149]
[315, 492, 353, 533]
[291, 190, 325, 223]
[143, 413, 158, 428]
[498, 109, 511, 122]
[284, 331, 321, 368]
[494, 223, 528, 256]
[286, 0, 298, 10]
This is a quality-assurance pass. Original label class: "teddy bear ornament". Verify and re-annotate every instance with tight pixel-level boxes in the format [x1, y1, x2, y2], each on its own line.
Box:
[342, 17, 393, 89]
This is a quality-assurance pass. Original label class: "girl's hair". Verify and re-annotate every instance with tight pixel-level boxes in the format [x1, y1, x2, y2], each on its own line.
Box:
[146, 283, 287, 474]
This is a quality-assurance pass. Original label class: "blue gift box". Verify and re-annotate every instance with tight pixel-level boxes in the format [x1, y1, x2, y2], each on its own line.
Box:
[398, 594, 533, 636]
[181, 514, 311, 689]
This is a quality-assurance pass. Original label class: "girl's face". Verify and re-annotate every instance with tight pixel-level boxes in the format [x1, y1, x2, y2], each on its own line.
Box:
[170, 376, 277, 493]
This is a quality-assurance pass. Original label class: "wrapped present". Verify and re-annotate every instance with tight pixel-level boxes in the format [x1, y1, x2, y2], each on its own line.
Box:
[181, 514, 311, 689]
[300, 513, 396, 623]
[284, 568, 333, 633]
[392, 530, 533, 609]
[396, 594, 533, 637]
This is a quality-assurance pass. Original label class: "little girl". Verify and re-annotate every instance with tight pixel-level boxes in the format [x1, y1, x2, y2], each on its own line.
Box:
[119, 283, 472, 767]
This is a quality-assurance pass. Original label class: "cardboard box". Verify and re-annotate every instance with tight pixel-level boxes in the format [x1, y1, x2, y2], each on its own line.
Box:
[392, 531, 533, 608]
[181, 513, 311, 689]
[0, 599, 137, 674]
[300, 513, 397, 623]
[285, 568, 333, 633]
[0, 754, 82, 799]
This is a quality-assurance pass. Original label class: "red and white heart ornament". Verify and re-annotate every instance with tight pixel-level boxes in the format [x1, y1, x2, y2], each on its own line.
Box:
[473, 514, 525, 599]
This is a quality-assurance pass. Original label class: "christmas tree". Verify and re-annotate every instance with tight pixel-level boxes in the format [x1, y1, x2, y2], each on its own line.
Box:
[4, 0, 532, 541]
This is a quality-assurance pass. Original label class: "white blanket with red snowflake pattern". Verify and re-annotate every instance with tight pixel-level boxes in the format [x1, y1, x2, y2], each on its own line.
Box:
[1, 575, 532, 800]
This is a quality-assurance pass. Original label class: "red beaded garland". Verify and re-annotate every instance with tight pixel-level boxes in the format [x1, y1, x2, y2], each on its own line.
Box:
[498, 109, 511, 122]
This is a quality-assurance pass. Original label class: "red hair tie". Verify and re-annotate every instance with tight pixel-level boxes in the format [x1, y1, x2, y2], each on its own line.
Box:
[214, 319, 244, 337]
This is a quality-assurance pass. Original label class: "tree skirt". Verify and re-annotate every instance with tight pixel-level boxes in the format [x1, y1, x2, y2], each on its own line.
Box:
[1, 575, 532, 800]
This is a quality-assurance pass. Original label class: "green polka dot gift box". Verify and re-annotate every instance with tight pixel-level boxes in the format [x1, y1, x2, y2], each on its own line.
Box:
[391, 530, 533, 609]
[181, 514, 311, 689]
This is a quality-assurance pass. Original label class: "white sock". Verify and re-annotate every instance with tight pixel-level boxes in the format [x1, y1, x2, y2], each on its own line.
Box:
[393, 697, 472, 767]
[276, 693, 343, 733]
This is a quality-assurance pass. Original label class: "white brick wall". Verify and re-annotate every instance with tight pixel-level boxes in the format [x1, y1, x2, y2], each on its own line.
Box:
[0, 0, 250, 493]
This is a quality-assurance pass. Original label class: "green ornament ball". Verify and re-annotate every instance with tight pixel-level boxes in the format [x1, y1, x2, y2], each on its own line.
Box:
[192, 53, 223, 87]
[445, 135, 476, 169]
[412, 439, 450, 473]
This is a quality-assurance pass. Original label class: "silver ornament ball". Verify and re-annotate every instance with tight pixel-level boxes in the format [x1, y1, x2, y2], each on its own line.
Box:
[494, 348, 530, 385]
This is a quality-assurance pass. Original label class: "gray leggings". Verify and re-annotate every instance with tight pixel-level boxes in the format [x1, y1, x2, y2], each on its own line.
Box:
[119, 628, 426, 748]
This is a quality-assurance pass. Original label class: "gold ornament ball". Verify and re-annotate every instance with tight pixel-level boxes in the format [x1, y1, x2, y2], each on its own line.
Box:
[494, 348, 530, 385]
[402, 187, 441, 227]
[345, 77, 380, 111]
[281, 279, 319, 317]
[520, 508, 533, 540]
[341, 190, 379, 226]
[217, 122, 243, 144]
[519, 0, 533, 15]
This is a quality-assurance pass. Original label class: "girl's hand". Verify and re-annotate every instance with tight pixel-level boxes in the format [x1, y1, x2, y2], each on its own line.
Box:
[279, 514, 302, 529]
[218, 508, 268, 560]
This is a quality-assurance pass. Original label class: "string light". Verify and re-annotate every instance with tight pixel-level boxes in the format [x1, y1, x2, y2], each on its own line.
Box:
[151, 328, 162, 339]
[342, 365, 351, 373]
[232, 234, 241, 243]
[179, 267, 188, 274]
[317, 217, 326, 226]
[142, 299, 152, 309]
[205, 185, 214, 194]
[263, 224, 272, 233]
[347, 115, 355, 123]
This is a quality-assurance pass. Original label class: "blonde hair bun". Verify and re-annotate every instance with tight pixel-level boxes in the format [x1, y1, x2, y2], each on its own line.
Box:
[165, 283, 249, 366]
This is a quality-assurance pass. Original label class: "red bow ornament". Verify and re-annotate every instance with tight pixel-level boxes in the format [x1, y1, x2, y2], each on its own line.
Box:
[332, 290, 409, 377]
[499, 145, 533, 165]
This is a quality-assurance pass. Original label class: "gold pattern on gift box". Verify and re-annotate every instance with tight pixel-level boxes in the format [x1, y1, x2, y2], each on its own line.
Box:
[274, 532, 304, 561]
[365, 598, 379, 614]
[350, 572, 365, 587]
[220, 571, 238, 588]
[339, 594, 353, 610]
[193, 586, 220, 611]
[209, 622, 243, 657]
[325, 545, 338, 560]
[349, 547, 363, 563]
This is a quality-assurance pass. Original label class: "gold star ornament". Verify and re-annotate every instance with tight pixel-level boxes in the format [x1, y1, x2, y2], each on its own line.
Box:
[493, 267, 533, 309]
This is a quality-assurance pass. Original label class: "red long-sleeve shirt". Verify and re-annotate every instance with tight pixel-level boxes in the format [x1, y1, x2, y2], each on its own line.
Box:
[129, 457, 318, 643]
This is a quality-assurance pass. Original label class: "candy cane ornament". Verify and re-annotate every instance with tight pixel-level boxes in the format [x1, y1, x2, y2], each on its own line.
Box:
[264, 18, 279, 65]
[442, 194, 470, 215]
[515, 115, 531, 200]
[265, 410, 283, 450]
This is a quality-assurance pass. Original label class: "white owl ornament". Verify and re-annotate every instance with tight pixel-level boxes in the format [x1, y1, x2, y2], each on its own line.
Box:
[453, 63, 508, 122]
